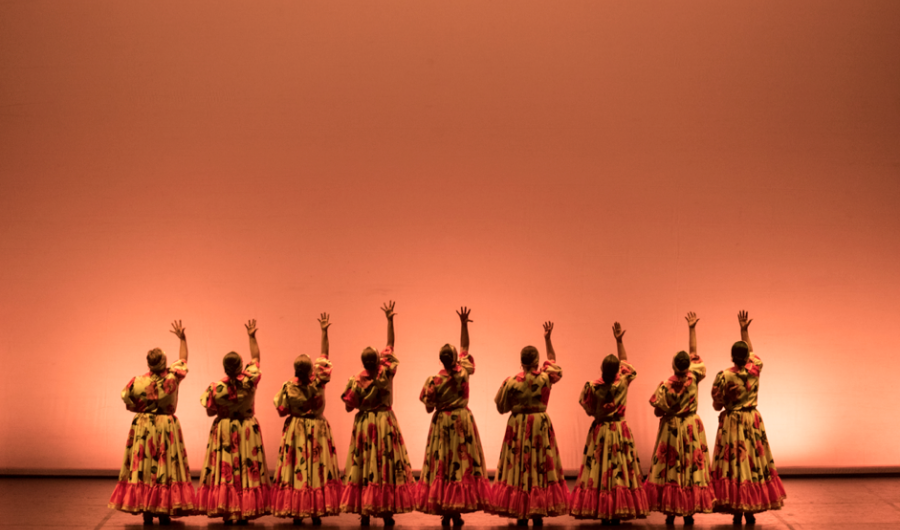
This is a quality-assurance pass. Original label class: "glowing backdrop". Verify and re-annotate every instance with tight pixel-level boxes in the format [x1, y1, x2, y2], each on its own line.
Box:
[1, 1, 899, 474]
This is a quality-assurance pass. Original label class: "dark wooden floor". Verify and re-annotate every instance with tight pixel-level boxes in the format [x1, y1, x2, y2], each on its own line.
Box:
[1, 476, 899, 529]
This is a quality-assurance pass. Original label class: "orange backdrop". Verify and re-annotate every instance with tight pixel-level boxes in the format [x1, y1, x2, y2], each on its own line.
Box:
[1, 1, 899, 474]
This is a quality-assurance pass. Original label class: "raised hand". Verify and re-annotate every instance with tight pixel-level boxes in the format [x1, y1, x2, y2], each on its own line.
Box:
[457, 306, 473, 323]
[245, 319, 258, 338]
[381, 300, 397, 320]
[543, 321, 554, 339]
[318, 312, 332, 331]
[169, 319, 186, 340]
[685, 312, 699, 328]
[738, 310, 752, 331]
[612, 321, 626, 341]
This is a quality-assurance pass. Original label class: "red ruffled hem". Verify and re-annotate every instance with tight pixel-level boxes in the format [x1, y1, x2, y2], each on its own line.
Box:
[196, 484, 272, 519]
[568, 484, 649, 520]
[272, 480, 343, 518]
[489, 480, 569, 519]
[107, 480, 196, 515]
[414, 476, 492, 514]
[339, 482, 416, 515]
[643, 481, 715, 516]
[711, 473, 786, 513]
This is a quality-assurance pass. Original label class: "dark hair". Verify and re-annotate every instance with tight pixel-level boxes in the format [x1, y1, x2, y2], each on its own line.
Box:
[439, 344, 456, 370]
[147, 348, 166, 372]
[294, 354, 312, 381]
[223, 351, 243, 378]
[674, 350, 691, 372]
[731, 341, 750, 365]
[601, 354, 620, 384]
[520, 345, 539, 368]
[361, 347, 379, 371]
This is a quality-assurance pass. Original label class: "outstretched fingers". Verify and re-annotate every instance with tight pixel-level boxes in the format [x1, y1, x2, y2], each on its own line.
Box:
[318, 312, 331, 330]
[169, 319, 186, 339]
[457, 306, 473, 322]
[245, 319, 258, 337]
[685, 311, 699, 327]
[381, 300, 397, 319]
[543, 321, 554, 337]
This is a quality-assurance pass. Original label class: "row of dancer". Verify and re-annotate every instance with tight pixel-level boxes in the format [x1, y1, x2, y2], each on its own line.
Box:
[108, 302, 786, 526]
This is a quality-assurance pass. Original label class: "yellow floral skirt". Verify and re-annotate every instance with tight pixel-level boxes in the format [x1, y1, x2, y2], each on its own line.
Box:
[710, 409, 786, 513]
[489, 412, 569, 519]
[196, 416, 273, 520]
[569, 418, 648, 520]
[271, 415, 343, 518]
[414, 407, 491, 514]
[643, 413, 715, 516]
[340, 409, 416, 516]
[108, 413, 196, 516]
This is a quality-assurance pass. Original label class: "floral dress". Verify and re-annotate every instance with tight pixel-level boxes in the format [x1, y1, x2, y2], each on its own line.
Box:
[490, 361, 569, 519]
[108, 360, 196, 516]
[644, 353, 716, 516]
[710, 351, 786, 513]
[415, 350, 490, 515]
[569, 361, 649, 520]
[339, 346, 416, 516]
[271, 354, 343, 519]
[197, 360, 273, 521]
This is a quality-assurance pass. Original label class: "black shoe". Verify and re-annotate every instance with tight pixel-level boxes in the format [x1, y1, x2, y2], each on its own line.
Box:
[665, 515, 676, 525]
[451, 514, 464, 527]
[684, 515, 694, 525]
[441, 516, 451, 527]
[609, 520, 621, 526]
[516, 520, 528, 527]
[532, 516, 543, 527]
[311, 517, 322, 526]
[733, 513, 742, 525]
[236, 520, 249, 526]
[158, 515, 171, 526]
[745, 513, 756, 525]
[382, 515, 395, 526]
[294, 519, 304, 526]
[142, 513, 154, 525]
[360, 515, 371, 527]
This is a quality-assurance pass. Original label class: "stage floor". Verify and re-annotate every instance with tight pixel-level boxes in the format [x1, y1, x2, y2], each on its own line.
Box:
[1, 476, 898, 529]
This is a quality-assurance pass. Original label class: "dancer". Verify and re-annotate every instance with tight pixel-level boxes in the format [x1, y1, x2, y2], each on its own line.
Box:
[569, 322, 648, 524]
[490, 321, 569, 526]
[108, 320, 197, 525]
[340, 301, 415, 526]
[644, 312, 715, 524]
[415, 306, 491, 525]
[197, 319, 272, 524]
[272, 313, 343, 525]
[710, 311, 786, 524]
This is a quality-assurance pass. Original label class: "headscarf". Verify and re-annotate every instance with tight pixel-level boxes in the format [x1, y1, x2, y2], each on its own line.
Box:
[439, 343, 457, 370]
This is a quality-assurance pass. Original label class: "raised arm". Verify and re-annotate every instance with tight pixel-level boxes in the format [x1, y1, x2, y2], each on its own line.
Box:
[543, 321, 556, 362]
[686, 312, 698, 355]
[170, 320, 188, 362]
[612, 321, 627, 361]
[245, 319, 260, 362]
[318, 312, 331, 358]
[457, 306, 472, 351]
[382, 300, 396, 349]
[738, 310, 753, 351]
